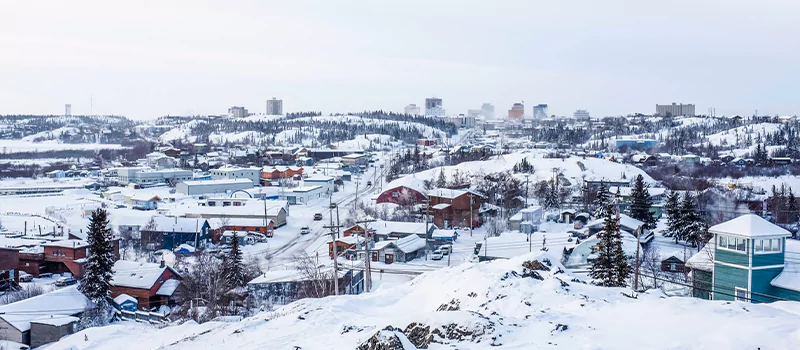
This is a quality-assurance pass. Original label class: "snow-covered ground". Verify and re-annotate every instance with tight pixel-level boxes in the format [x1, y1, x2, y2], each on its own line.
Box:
[47, 252, 800, 349]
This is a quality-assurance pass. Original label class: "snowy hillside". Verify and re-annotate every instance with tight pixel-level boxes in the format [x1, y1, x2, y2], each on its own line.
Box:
[415, 151, 656, 185]
[50, 253, 800, 349]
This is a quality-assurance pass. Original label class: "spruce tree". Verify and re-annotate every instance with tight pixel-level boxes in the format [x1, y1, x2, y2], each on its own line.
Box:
[677, 193, 704, 247]
[590, 205, 629, 287]
[593, 181, 610, 218]
[436, 169, 447, 188]
[543, 181, 560, 210]
[225, 232, 246, 288]
[629, 175, 657, 230]
[788, 187, 799, 224]
[663, 191, 681, 243]
[79, 209, 116, 304]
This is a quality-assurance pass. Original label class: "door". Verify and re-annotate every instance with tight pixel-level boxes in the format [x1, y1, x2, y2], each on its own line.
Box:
[371, 252, 378, 261]
[385, 254, 394, 264]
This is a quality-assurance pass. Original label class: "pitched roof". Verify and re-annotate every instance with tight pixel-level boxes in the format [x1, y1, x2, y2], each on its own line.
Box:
[0, 286, 89, 332]
[686, 242, 715, 272]
[111, 260, 180, 290]
[383, 176, 427, 195]
[427, 188, 467, 199]
[41, 239, 89, 249]
[708, 214, 791, 238]
[156, 279, 181, 296]
[394, 235, 426, 253]
[113, 293, 138, 305]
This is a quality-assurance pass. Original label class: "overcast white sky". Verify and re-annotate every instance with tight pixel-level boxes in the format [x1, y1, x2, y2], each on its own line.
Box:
[2, 0, 799, 120]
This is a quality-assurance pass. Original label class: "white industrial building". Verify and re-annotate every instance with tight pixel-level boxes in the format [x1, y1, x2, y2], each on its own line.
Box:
[176, 178, 254, 195]
[404, 104, 421, 115]
[303, 176, 335, 194]
[117, 167, 193, 186]
[210, 166, 261, 186]
[573, 109, 590, 120]
[280, 185, 325, 205]
[266, 97, 283, 115]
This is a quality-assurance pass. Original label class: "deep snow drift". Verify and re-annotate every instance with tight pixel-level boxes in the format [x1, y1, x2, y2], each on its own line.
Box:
[50, 253, 800, 349]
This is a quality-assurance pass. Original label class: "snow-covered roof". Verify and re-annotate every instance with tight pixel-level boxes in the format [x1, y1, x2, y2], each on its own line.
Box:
[708, 214, 791, 238]
[111, 260, 180, 290]
[608, 186, 667, 197]
[686, 241, 715, 272]
[41, 239, 89, 249]
[156, 279, 181, 296]
[371, 221, 430, 236]
[329, 235, 364, 246]
[207, 217, 273, 228]
[30, 315, 79, 327]
[587, 214, 644, 232]
[180, 178, 254, 187]
[0, 286, 89, 332]
[130, 194, 162, 202]
[431, 229, 457, 238]
[113, 293, 138, 305]
[382, 176, 427, 195]
[428, 188, 467, 199]
[147, 216, 202, 233]
[564, 233, 641, 268]
[431, 203, 451, 210]
[394, 235, 426, 253]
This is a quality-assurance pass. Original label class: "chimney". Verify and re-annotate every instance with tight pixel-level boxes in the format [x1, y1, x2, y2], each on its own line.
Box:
[160, 259, 165, 268]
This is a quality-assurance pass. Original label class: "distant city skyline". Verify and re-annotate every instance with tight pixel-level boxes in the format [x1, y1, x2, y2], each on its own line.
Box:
[2, 1, 800, 120]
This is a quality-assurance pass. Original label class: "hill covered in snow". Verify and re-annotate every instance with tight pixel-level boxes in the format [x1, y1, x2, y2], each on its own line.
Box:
[49, 253, 800, 349]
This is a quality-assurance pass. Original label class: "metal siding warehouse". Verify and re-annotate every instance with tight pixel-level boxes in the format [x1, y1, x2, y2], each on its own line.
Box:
[176, 179, 254, 195]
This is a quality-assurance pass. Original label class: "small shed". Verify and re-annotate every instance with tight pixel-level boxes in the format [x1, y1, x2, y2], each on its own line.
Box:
[560, 209, 576, 224]
[113, 294, 138, 312]
[661, 255, 686, 273]
[29, 315, 79, 348]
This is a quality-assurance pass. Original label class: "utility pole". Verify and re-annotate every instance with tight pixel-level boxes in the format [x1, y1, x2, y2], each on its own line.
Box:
[634, 226, 642, 292]
[423, 195, 431, 259]
[356, 219, 376, 292]
[324, 223, 342, 295]
[524, 174, 530, 207]
[468, 192, 474, 237]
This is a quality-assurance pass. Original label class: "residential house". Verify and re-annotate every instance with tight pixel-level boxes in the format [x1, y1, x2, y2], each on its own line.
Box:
[689, 214, 800, 302]
[110, 260, 181, 310]
[140, 216, 207, 251]
[113, 294, 139, 312]
[427, 188, 482, 228]
[369, 235, 427, 263]
[247, 267, 364, 306]
[129, 194, 161, 210]
[40, 239, 91, 278]
[340, 153, 369, 166]
[260, 166, 303, 184]
[0, 286, 88, 346]
[681, 154, 700, 165]
[508, 206, 542, 233]
[342, 224, 366, 237]
[370, 221, 435, 241]
[303, 176, 335, 194]
[327, 235, 365, 258]
[661, 255, 687, 273]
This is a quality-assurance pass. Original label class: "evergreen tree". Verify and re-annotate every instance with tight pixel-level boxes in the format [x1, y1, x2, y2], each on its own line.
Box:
[663, 191, 682, 243]
[593, 182, 610, 218]
[629, 174, 657, 230]
[436, 168, 447, 188]
[788, 187, 799, 224]
[580, 182, 591, 211]
[79, 209, 116, 304]
[385, 162, 399, 183]
[225, 232, 246, 288]
[677, 193, 706, 247]
[543, 181, 560, 209]
[590, 205, 630, 287]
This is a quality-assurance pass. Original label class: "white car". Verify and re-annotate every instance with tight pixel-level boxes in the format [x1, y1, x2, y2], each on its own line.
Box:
[300, 226, 310, 235]
[431, 251, 444, 260]
[439, 245, 451, 255]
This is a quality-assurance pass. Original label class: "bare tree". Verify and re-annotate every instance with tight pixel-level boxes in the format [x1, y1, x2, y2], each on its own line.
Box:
[638, 245, 663, 290]
[173, 252, 231, 322]
[484, 216, 507, 237]
[293, 252, 337, 299]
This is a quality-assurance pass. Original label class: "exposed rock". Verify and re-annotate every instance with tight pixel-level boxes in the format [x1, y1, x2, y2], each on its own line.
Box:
[403, 323, 433, 348]
[357, 327, 406, 350]
[522, 259, 550, 271]
[436, 299, 461, 311]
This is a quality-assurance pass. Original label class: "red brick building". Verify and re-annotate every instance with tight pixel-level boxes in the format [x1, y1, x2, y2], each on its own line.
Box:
[110, 260, 181, 310]
[207, 218, 275, 242]
[15, 239, 120, 278]
[428, 188, 483, 228]
[0, 247, 20, 285]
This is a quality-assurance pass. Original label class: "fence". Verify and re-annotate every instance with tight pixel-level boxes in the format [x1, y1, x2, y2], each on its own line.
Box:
[117, 309, 170, 325]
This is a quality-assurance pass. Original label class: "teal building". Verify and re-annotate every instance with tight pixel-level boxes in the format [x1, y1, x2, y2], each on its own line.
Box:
[690, 214, 800, 302]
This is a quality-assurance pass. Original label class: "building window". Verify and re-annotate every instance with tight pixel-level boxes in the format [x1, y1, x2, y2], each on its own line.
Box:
[755, 238, 782, 254]
[669, 263, 677, 271]
[718, 235, 747, 253]
[392, 192, 399, 198]
[735, 287, 749, 302]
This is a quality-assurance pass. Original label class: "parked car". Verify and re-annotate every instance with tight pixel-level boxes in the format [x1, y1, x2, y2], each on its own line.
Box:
[18, 272, 33, 282]
[439, 245, 451, 255]
[314, 213, 323, 220]
[431, 251, 444, 260]
[329, 203, 337, 209]
[55, 276, 77, 287]
[300, 226, 311, 235]
[366, 181, 372, 186]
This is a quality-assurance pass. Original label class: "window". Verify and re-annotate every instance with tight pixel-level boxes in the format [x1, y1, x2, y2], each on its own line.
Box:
[735, 287, 749, 302]
[755, 238, 782, 254]
[392, 192, 399, 198]
[719, 235, 747, 253]
[669, 263, 677, 271]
